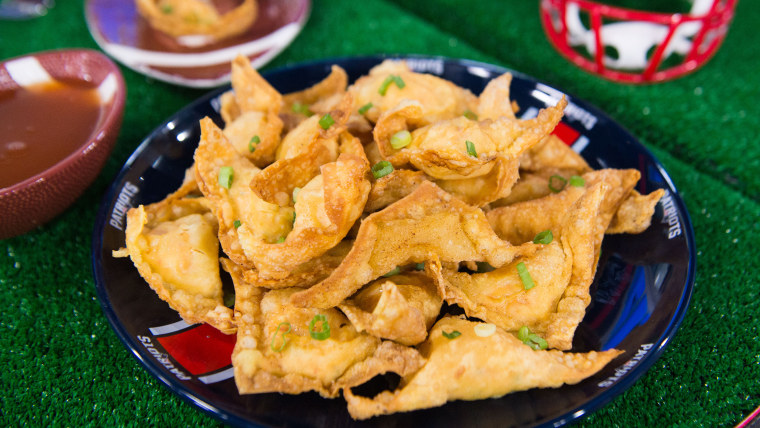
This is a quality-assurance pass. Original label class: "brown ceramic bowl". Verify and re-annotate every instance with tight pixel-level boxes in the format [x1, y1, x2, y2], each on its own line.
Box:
[0, 49, 126, 240]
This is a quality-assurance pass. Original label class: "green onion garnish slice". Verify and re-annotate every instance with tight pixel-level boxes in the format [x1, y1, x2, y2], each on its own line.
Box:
[463, 109, 478, 120]
[292, 102, 313, 116]
[382, 267, 401, 277]
[161, 5, 173, 14]
[292, 211, 297, 225]
[569, 175, 585, 187]
[516, 261, 535, 290]
[276, 236, 286, 243]
[465, 140, 478, 157]
[548, 175, 567, 193]
[533, 230, 553, 244]
[528, 333, 548, 350]
[319, 113, 335, 130]
[442, 330, 461, 339]
[309, 314, 331, 340]
[358, 102, 373, 115]
[517, 326, 548, 350]
[390, 130, 412, 149]
[218, 166, 234, 189]
[270, 321, 291, 352]
[233, 220, 242, 229]
[249, 135, 260, 152]
[378, 74, 405, 95]
[292, 187, 301, 203]
[371, 160, 394, 179]
[517, 326, 530, 342]
[415, 263, 425, 271]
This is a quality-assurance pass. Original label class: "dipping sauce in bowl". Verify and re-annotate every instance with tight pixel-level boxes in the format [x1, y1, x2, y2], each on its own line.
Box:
[0, 80, 102, 188]
[0, 49, 126, 239]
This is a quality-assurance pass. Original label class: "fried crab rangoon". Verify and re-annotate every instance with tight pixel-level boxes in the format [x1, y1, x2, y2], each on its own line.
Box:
[437, 184, 606, 350]
[289, 181, 538, 309]
[344, 316, 623, 419]
[135, 0, 257, 47]
[229, 276, 425, 397]
[113, 192, 235, 334]
[115, 57, 671, 419]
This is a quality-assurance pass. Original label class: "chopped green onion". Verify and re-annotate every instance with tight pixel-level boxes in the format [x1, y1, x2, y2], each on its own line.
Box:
[548, 175, 567, 193]
[517, 326, 548, 350]
[516, 261, 535, 290]
[415, 263, 425, 271]
[292, 187, 301, 203]
[442, 330, 461, 339]
[161, 5, 173, 14]
[371, 160, 394, 179]
[378, 74, 405, 95]
[248, 135, 260, 152]
[465, 140, 478, 157]
[292, 211, 297, 225]
[291, 102, 313, 116]
[233, 220, 242, 229]
[358, 102, 373, 115]
[382, 267, 401, 277]
[270, 321, 291, 352]
[474, 323, 496, 337]
[570, 175, 586, 187]
[528, 333, 548, 350]
[533, 230, 553, 244]
[276, 236, 286, 243]
[309, 314, 331, 340]
[218, 166, 234, 189]
[517, 326, 530, 342]
[319, 113, 335, 130]
[463, 109, 478, 120]
[390, 130, 412, 149]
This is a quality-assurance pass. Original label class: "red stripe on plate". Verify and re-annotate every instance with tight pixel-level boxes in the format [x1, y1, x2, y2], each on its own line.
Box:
[156, 323, 236, 375]
[551, 122, 580, 145]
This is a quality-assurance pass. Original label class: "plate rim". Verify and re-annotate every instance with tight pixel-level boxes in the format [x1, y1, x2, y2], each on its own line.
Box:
[91, 54, 697, 427]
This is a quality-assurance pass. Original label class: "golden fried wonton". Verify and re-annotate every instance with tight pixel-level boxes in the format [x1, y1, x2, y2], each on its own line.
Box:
[344, 316, 623, 419]
[116, 196, 234, 334]
[290, 181, 537, 309]
[339, 272, 442, 346]
[231, 282, 425, 398]
[438, 183, 606, 350]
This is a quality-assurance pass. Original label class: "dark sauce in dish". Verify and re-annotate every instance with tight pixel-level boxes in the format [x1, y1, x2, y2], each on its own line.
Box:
[0, 80, 102, 189]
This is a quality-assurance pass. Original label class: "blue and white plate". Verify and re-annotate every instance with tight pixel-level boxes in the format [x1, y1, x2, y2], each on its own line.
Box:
[92, 55, 696, 427]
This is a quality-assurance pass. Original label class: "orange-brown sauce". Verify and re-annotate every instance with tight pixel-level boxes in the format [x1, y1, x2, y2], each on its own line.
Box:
[0, 80, 102, 189]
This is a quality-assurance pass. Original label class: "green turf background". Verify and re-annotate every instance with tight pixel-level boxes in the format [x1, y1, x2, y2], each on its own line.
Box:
[1, 0, 758, 426]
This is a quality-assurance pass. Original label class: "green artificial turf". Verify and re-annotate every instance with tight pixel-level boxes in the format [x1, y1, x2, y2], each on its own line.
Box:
[1, 0, 758, 426]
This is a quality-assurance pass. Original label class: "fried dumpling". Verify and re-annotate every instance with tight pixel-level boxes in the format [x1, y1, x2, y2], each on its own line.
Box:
[339, 272, 442, 346]
[231, 283, 425, 398]
[373, 96, 567, 180]
[290, 181, 537, 309]
[220, 55, 284, 167]
[194, 117, 294, 269]
[116, 196, 234, 334]
[349, 60, 478, 125]
[438, 183, 606, 350]
[344, 316, 622, 419]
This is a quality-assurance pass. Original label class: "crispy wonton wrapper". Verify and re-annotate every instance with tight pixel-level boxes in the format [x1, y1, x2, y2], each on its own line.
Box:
[437, 183, 606, 350]
[290, 181, 537, 309]
[344, 316, 623, 419]
[339, 272, 442, 346]
[231, 282, 425, 398]
[115, 196, 235, 334]
[135, 0, 257, 45]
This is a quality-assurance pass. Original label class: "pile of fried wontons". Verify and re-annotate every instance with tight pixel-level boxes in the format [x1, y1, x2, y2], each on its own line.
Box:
[114, 56, 665, 419]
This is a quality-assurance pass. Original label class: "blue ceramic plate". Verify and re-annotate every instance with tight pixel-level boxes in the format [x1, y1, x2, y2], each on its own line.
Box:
[92, 55, 696, 427]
